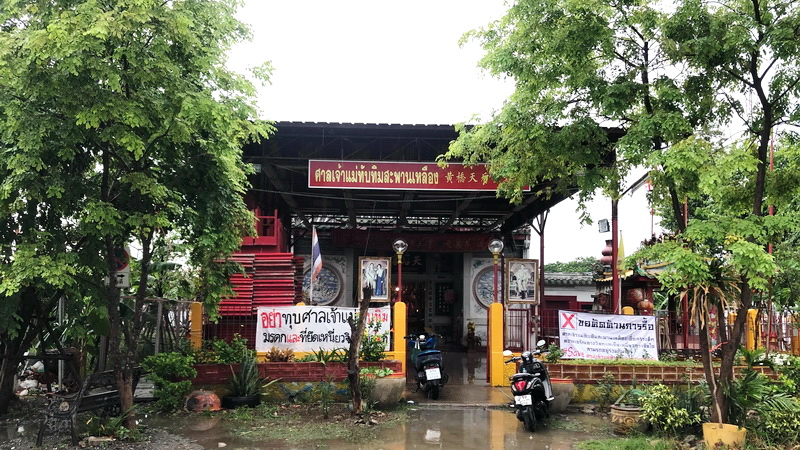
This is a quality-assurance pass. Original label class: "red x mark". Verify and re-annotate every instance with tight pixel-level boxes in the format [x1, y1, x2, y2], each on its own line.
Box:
[561, 313, 576, 329]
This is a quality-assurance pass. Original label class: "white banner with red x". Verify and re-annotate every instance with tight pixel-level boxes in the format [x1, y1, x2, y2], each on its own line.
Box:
[558, 310, 658, 361]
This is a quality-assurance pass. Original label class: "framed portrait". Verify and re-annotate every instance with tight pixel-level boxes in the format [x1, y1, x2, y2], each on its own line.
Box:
[358, 257, 391, 302]
[506, 258, 539, 304]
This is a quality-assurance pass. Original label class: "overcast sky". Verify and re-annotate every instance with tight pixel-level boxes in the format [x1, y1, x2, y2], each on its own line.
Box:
[228, 0, 662, 263]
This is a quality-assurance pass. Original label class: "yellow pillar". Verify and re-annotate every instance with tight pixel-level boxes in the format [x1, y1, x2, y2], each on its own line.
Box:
[390, 301, 407, 374]
[189, 302, 203, 349]
[790, 315, 800, 356]
[622, 306, 634, 315]
[489, 302, 505, 386]
[746, 308, 758, 351]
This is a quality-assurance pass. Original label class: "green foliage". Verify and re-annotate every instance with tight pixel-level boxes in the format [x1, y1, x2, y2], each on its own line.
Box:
[84, 407, 141, 441]
[193, 334, 250, 364]
[0, 0, 272, 415]
[356, 373, 377, 413]
[228, 351, 265, 397]
[449, 0, 800, 426]
[614, 384, 647, 408]
[297, 348, 348, 364]
[596, 372, 618, 412]
[749, 396, 800, 446]
[359, 320, 388, 362]
[360, 367, 394, 378]
[577, 437, 677, 450]
[776, 355, 800, 396]
[141, 352, 197, 412]
[544, 344, 563, 364]
[544, 257, 600, 273]
[640, 384, 700, 437]
[314, 377, 337, 419]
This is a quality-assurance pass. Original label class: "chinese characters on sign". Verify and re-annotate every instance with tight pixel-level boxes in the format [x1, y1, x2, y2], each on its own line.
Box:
[558, 310, 658, 361]
[308, 160, 529, 191]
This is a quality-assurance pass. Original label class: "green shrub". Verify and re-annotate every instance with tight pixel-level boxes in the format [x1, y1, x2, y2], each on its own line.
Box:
[193, 334, 249, 364]
[776, 355, 800, 396]
[544, 344, 563, 363]
[596, 372, 618, 411]
[142, 352, 197, 412]
[359, 320, 388, 362]
[640, 384, 699, 437]
[750, 396, 800, 446]
[297, 347, 348, 363]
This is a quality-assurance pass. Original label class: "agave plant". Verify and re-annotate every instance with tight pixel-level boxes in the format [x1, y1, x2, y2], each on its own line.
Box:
[229, 351, 265, 397]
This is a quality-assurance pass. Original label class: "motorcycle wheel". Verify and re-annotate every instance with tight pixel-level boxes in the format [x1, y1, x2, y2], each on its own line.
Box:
[426, 383, 440, 400]
[522, 408, 537, 432]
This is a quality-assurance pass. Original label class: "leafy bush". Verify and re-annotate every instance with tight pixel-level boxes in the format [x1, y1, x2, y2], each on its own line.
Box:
[142, 352, 197, 412]
[749, 396, 800, 446]
[192, 334, 249, 364]
[297, 348, 347, 363]
[596, 372, 618, 411]
[776, 354, 800, 396]
[544, 344, 563, 363]
[641, 384, 700, 437]
[360, 366, 394, 378]
[359, 320, 388, 362]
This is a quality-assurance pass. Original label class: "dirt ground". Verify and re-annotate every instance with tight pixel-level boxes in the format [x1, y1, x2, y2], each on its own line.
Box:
[0, 396, 403, 450]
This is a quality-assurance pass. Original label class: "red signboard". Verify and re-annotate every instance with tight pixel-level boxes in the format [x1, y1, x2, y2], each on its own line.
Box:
[309, 160, 508, 191]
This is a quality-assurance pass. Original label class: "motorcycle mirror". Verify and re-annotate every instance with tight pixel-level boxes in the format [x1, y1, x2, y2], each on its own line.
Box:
[502, 350, 513, 357]
[536, 339, 546, 348]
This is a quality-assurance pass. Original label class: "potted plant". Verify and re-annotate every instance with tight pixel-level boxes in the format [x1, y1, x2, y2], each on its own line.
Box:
[222, 351, 277, 409]
[610, 384, 647, 435]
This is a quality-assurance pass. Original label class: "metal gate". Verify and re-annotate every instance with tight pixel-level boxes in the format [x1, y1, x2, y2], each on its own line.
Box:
[505, 307, 532, 352]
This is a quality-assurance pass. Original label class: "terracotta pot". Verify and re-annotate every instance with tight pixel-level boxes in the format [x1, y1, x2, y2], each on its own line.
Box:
[549, 378, 574, 413]
[184, 390, 221, 412]
[637, 299, 654, 315]
[610, 404, 645, 435]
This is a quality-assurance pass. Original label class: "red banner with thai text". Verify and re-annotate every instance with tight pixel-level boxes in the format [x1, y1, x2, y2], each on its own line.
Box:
[308, 160, 521, 191]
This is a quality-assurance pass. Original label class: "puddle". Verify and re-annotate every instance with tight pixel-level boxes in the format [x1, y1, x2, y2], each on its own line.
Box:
[139, 409, 612, 449]
[4, 402, 612, 449]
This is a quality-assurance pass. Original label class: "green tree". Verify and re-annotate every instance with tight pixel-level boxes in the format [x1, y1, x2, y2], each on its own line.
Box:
[446, 0, 800, 425]
[544, 256, 600, 273]
[0, 0, 271, 427]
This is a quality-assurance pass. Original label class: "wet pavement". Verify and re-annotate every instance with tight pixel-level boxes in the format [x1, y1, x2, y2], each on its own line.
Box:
[2, 351, 615, 449]
[139, 407, 610, 449]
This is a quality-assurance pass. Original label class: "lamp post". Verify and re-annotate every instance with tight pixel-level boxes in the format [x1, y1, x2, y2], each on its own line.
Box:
[488, 239, 504, 303]
[392, 239, 408, 303]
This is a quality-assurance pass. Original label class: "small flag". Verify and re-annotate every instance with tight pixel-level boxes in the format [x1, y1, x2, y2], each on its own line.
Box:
[311, 227, 322, 282]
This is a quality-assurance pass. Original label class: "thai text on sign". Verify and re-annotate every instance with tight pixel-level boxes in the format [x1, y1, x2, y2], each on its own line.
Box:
[308, 160, 528, 191]
[557, 310, 658, 361]
[255, 305, 390, 353]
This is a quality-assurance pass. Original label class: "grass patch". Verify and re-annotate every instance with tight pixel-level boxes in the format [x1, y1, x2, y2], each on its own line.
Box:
[577, 437, 678, 450]
[225, 402, 408, 446]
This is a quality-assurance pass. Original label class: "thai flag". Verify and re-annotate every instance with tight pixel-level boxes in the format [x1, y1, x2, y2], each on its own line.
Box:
[311, 227, 322, 282]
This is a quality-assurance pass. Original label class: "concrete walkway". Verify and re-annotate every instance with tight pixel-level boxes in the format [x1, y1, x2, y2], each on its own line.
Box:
[403, 350, 516, 408]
